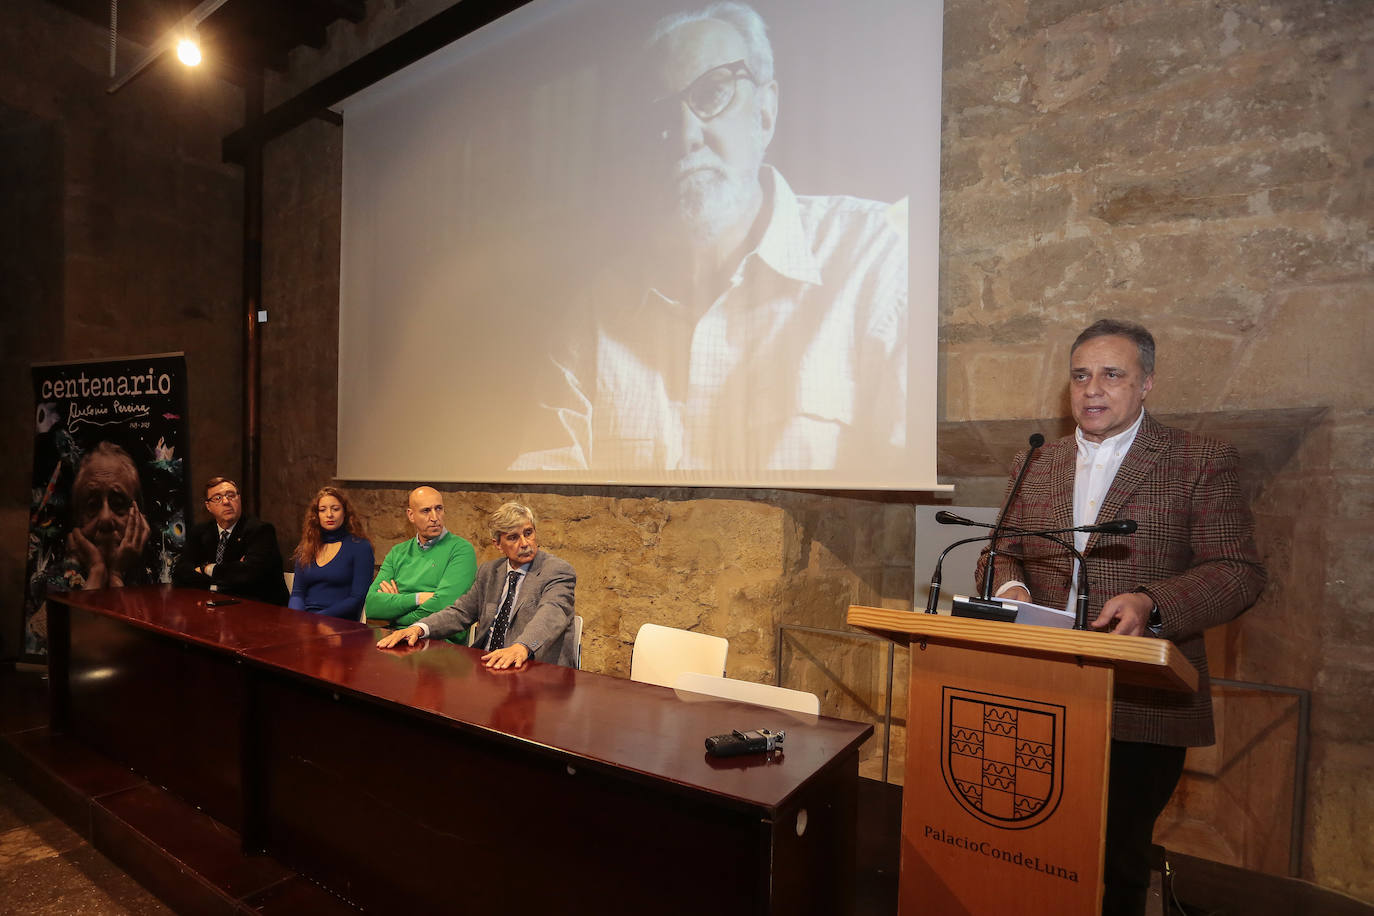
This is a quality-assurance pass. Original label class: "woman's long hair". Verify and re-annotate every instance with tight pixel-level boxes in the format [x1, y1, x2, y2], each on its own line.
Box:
[291, 486, 368, 568]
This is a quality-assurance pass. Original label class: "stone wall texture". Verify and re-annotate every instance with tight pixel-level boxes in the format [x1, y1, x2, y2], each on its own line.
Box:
[1, 0, 1371, 901]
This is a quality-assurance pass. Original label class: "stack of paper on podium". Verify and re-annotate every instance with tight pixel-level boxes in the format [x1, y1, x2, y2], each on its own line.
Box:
[951, 595, 1076, 629]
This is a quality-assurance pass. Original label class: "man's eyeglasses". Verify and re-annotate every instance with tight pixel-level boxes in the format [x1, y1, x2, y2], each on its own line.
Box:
[653, 60, 757, 135]
[207, 491, 239, 504]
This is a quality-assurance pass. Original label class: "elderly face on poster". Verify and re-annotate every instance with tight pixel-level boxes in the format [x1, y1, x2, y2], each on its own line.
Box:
[67, 441, 151, 589]
[22, 356, 190, 657]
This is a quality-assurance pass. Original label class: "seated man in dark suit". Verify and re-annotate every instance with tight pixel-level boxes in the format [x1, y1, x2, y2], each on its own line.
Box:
[376, 501, 576, 670]
[173, 476, 290, 605]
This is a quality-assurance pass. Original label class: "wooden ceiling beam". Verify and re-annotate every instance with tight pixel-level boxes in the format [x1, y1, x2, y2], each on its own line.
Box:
[222, 0, 533, 163]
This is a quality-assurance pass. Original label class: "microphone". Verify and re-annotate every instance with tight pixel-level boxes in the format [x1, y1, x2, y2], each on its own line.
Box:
[937, 511, 1138, 537]
[928, 529, 1098, 628]
[924, 534, 1001, 614]
[924, 528, 1093, 626]
[1087, 519, 1138, 535]
[933, 512, 1139, 628]
[980, 434, 1044, 600]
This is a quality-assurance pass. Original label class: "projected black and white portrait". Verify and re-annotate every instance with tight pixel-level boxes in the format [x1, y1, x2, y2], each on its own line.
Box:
[511, 1, 908, 475]
[336, 0, 940, 489]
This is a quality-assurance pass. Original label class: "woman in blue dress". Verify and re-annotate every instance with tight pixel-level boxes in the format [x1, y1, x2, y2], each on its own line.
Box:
[288, 486, 375, 620]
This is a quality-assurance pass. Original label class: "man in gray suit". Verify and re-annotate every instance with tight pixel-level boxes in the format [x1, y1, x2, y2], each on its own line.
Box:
[376, 502, 576, 670]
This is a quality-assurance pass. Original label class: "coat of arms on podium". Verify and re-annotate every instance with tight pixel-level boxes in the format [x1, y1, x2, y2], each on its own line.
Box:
[940, 687, 1065, 829]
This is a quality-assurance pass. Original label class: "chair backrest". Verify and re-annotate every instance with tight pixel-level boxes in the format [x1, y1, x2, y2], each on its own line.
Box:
[673, 672, 820, 715]
[572, 615, 584, 669]
[630, 623, 728, 688]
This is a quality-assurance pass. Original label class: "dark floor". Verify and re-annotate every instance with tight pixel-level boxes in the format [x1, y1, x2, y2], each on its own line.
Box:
[5, 663, 1368, 916]
[0, 772, 171, 915]
[0, 663, 900, 915]
[0, 748, 1143, 916]
[0, 663, 170, 914]
[0, 773, 891, 915]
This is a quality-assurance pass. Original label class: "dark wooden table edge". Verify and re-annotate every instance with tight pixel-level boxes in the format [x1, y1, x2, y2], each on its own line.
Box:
[243, 646, 874, 819]
[49, 590, 874, 821]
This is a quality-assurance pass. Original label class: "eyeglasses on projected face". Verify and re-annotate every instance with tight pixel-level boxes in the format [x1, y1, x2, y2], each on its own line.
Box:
[207, 491, 239, 504]
[653, 59, 758, 139]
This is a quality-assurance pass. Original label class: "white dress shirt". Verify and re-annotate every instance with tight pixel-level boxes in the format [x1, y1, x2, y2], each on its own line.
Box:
[998, 409, 1145, 608]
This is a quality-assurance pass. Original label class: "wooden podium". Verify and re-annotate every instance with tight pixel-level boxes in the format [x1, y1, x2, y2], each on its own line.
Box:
[847, 606, 1198, 915]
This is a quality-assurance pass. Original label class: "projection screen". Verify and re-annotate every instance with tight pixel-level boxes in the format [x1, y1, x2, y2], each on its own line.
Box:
[337, 0, 943, 489]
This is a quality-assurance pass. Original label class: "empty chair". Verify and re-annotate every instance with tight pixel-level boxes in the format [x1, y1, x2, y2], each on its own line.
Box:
[630, 623, 728, 688]
[673, 672, 820, 715]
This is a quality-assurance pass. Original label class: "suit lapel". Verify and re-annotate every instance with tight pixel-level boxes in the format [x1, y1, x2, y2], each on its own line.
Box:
[1086, 413, 1165, 554]
[225, 522, 246, 562]
[513, 553, 541, 620]
[1047, 439, 1076, 532]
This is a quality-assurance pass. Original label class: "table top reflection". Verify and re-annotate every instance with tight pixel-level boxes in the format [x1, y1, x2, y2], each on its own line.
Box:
[52, 584, 369, 652]
[54, 585, 873, 813]
[250, 629, 872, 811]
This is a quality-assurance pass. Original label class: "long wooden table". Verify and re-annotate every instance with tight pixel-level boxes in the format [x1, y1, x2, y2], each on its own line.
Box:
[48, 586, 872, 915]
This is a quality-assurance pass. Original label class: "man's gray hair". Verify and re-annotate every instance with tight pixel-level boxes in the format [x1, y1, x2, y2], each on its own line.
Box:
[650, 2, 774, 84]
[1071, 319, 1156, 376]
[488, 501, 537, 540]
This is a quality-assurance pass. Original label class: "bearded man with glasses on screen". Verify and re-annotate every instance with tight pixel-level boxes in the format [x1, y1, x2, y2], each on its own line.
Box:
[173, 476, 289, 605]
[512, 1, 908, 475]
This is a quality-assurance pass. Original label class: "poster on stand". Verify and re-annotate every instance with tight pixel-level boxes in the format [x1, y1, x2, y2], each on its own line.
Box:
[22, 353, 190, 657]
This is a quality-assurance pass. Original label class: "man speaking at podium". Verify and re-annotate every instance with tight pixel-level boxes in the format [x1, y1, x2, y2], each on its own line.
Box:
[977, 319, 1266, 916]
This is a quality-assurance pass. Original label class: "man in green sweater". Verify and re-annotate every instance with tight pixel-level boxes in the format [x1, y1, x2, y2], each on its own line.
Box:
[364, 486, 476, 641]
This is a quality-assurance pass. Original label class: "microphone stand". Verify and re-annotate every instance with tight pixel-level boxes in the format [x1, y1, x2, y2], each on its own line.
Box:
[1007, 530, 1091, 630]
[924, 535, 998, 614]
[981, 434, 1044, 600]
[929, 515, 1135, 629]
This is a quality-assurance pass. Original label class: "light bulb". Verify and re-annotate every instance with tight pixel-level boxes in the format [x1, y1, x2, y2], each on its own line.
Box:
[176, 37, 202, 67]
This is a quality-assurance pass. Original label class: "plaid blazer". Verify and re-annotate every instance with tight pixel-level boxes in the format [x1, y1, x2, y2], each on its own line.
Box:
[976, 413, 1266, 746]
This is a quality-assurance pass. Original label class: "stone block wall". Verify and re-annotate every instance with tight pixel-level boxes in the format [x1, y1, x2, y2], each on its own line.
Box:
[251, 0, 1373, 896]
[256, 0, 1374, 899]
[1, 0, 1370, 901]
[941, 0, 1372, 896]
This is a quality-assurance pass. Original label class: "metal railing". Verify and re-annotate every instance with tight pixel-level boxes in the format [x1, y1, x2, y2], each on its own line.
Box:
[775, 623, 896, 783]
[1208, 677, 1310, 877]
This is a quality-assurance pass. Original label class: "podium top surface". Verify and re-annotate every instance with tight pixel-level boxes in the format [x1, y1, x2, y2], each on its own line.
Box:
[847, 605, 1198, 693]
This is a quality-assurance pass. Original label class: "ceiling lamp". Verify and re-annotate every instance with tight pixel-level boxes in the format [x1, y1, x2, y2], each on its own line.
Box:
[176, 34, 202, 67]
[108, 0, 229, 93]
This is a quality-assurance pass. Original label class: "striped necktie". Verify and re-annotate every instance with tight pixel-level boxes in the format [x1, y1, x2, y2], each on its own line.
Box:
[489, 570, 520, 650]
